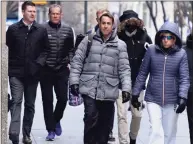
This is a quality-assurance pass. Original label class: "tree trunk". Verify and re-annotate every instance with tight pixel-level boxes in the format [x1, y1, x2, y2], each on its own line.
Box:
[146, 1, 158, 32]
[161, 1, 167, 22]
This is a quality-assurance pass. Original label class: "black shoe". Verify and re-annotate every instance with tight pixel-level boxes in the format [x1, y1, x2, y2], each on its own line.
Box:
[22, 136, 32, 144]
[108, 132, 115, 142]
[130, 137, 136, 144]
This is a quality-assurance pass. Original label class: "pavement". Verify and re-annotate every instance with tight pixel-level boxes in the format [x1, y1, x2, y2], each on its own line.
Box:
[7, 84, 191, 144]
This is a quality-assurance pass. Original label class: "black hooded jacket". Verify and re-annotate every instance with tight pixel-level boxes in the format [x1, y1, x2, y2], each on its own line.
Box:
[118, 28, 152, 86]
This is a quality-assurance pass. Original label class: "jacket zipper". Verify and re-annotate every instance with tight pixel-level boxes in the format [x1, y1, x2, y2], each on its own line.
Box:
[162, 55, 167, 105]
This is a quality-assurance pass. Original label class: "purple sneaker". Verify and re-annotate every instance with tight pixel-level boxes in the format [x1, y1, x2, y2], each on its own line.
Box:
[55, 122, 62, 136]
[46, 131, 55, 141]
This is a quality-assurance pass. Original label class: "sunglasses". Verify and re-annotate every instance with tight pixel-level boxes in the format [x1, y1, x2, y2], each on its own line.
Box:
[161, 35, 174, 40]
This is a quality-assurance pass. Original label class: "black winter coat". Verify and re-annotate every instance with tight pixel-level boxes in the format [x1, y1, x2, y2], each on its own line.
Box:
[43, 21, 74, 71]
[118, 29, 152, 86]
[6, 20, 50, 78]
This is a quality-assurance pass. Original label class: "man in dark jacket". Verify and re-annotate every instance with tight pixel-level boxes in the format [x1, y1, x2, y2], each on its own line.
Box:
[132, 22, 190, 143]
[40, 4, 74, 141]
[184, 33, 193, 144]
[6, 1, 49, 144]
[116, 10, 152, 144]
[70, 12, 131, 144]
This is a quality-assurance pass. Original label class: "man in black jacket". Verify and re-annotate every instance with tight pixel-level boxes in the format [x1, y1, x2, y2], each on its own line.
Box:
[40, 4, 74, 141]
[117, 10, 152, 144]
[6, 1, 49, 144]
[185, 33, 193, 144]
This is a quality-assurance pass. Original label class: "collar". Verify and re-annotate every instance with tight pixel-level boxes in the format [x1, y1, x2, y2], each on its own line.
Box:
[18, 19, 38, 29]
[48, 21, 61, 28]
[22, 19, 33, 27]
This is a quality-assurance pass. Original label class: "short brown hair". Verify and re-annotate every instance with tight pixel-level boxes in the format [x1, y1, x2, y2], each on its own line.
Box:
[22, 1, 35, 11]
[99, 12, 114, 24]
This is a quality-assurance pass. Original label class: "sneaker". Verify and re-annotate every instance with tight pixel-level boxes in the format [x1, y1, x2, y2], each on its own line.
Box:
[108, 132, 115, 142]
[46, 131, 55, 141]
[55, 122, 62, 136]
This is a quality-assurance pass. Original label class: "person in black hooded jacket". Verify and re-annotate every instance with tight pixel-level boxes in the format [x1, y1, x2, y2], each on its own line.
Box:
[184, 33, 193, 144]
[116, 10, 152, 144]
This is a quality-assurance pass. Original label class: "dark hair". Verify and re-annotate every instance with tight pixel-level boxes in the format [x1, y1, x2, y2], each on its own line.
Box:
[22, 1, 35, 11]
[99, 12, 114, 24]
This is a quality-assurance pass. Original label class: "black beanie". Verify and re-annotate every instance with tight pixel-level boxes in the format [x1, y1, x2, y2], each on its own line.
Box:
[119, 10, 139, 22]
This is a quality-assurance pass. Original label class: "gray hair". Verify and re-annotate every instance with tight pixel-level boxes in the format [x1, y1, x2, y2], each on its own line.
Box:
[49, 4, 62, 14]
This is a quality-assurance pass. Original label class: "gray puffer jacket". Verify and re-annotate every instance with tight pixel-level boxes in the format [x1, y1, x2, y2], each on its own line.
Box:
[70, 28, 131, 101]
[132, 22, 190, 106]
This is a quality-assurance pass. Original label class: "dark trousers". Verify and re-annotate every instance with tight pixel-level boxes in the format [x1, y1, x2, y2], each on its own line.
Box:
[40, 68, 69, 132]
[9, 77, 38, 142]
[187, 92, 193, 144]
[109, 104, 115, 134]
[83, 95, 115, 144]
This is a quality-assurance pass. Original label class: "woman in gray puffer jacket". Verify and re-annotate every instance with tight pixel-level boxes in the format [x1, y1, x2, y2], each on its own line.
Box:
[131, 21, 190, 144]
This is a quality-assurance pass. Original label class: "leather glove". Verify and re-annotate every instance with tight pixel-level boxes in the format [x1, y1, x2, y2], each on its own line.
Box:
[131, 95, 141, 110]
[70, 84, 79, 96]
[176, 97, 187, 113]
[122, 91, 130, 103]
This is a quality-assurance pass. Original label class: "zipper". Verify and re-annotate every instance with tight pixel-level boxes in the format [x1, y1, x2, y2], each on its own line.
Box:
[96, 43, 104, 99]
[162, 55, 167, 105]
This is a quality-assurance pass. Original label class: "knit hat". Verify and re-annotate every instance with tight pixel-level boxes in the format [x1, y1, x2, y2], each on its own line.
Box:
[119, 10, 139, 22]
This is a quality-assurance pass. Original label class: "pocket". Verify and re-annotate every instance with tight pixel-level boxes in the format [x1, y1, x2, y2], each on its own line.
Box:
[79, 75, 96, 96]
[80, 75, 95, 87]
[104, 77, 119, 99]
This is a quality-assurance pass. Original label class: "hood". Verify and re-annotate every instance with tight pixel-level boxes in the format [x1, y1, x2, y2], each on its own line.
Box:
[155, 22, 182, 48]
[186, 33, 192, 49]
[117, 18, 144, 33]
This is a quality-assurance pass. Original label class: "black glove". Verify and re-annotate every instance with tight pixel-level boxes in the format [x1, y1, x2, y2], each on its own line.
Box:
[131, 95, 141, 110]
[70, 84, 79, 96]
[176, 97, 187, 113]
[122, 91, 130, 103]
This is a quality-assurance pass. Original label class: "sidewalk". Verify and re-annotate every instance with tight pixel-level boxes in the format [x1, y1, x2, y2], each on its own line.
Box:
[8, 85, 190, 144]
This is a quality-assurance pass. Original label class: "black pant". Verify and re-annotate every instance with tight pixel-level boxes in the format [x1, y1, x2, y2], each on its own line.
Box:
[109, 104, 115, 134]
[187, 92, 193, 144]
[40, 67, 69, 132]
[83, 95, 115, 144]
[9, 77, 38, 142]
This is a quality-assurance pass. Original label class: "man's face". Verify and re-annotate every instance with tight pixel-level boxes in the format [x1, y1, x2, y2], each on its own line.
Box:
[161, 33, 176, 48]
[22, 6, 36, 23]
[99, 16, 113, 37]
[49, 7, 62, 24]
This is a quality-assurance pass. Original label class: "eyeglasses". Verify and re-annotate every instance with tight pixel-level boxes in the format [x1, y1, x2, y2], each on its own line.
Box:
[161, 35, 174, 40]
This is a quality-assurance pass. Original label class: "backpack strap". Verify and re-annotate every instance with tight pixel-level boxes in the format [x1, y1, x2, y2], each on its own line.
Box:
[84, 32, 95, 63]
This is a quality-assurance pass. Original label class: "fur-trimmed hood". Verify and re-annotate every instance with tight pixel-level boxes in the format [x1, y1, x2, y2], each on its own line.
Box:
[117, 18, 144, 33]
